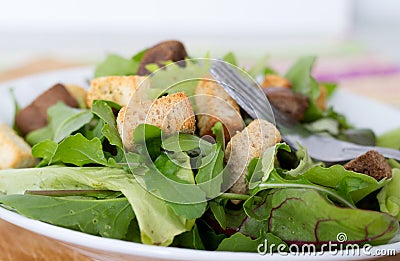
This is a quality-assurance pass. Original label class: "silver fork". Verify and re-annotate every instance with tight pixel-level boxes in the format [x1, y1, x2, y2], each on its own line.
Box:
[210, 61, 400, 163]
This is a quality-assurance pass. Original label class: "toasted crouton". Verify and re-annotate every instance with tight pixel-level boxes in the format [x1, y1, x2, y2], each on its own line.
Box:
[263, 87, 309, 121]
[86, 76, 149, 107]
[0, 124, 36, 169]
[194, 76, 244, 141]
[261, 74, 291, 88]
[344, 150, 392, 181]
[224, 119, 281, 196]
[117, 92, 195, 151]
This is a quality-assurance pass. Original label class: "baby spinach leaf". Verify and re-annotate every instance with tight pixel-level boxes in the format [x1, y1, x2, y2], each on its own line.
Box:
[94, 54, 139, 78]
[265, 188, 398, 246]
[209, 199, 227, 229]
[216, 232, 260, 252]
[285, 56, 320, 100]
[377, 169, 400, 220]
[161, 133, 212, 154]
[301, 165, 388, 203]
[91, 100, 123, 149]
[0, 195, 135, 240]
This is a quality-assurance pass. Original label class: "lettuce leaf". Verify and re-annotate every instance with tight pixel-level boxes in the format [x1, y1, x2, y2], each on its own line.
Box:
[0, 195, 135, 240]
[0, 167, 195, 246]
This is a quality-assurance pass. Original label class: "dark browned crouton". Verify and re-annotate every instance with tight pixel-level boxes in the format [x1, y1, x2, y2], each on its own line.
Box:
[15, 84, 79, 135]
[344, 150, 392, 181]
[137, 40, 188, 76]
[262, 87, 309, 121]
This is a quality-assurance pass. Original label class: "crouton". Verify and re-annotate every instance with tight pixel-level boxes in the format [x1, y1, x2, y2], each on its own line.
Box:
[261, 74, 291, 88]
[315, 84, 327, 111]
[224, 119, 281, 196]
[263, 87, 309, 121]
[0, 124, 36, 169]
[86, 76, 149, 108]
[344, 150, 392, 181]
[15, 83, 79, 135]
[194, 76, 244, 142]
[65, 84, 87, 108]
[117, 92, 195, 151]
[137, 40, 188, 76]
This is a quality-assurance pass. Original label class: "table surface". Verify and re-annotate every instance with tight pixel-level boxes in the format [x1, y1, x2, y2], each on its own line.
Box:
[0, 59, 398, 261]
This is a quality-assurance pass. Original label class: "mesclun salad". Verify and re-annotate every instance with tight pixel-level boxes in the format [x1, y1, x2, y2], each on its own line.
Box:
[0, 40, 400, 254]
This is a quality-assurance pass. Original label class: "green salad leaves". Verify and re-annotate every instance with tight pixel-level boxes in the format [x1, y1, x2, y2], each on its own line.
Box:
[0, 49, 399, 254]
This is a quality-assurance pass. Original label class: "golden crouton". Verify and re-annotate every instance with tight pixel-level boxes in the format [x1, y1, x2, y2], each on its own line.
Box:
[261, 74, 292, 88]
[0, 124, 36, 169]
[194, 76, 243, 142]
[225, 119, 281, 196]
[86, 76, 150, 107]
[117, 92, 196, 151]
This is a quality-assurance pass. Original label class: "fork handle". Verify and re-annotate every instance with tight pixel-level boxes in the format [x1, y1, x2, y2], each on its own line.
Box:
[343, 146, 400, 161]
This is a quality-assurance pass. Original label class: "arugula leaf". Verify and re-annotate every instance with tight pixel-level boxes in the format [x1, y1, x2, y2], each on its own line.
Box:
[248, 143, 291, 189]
[285, 56, 320, 100]
[0, 195, 135, 240]
[147, 59, 210, 98]
[0, 167, 196, 246]
[94, 54, 140, 78]
[211, 121, 225, 150]
[264, 188, 398, 246]
[284, 145, 322, 177]
[33, 134, 111, 167]
[216, 232, 260, 252]
[377, 169, 400, 220]
[222, 52, 238, 67]
[52, 134, 109, 166]
[91, 100, 123, 149]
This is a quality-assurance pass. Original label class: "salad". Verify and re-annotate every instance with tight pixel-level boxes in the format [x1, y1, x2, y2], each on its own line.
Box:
[0, 40, 400, 254]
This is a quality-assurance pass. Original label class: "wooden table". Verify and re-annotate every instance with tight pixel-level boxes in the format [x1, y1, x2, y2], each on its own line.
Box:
[0, 59, 398, 261]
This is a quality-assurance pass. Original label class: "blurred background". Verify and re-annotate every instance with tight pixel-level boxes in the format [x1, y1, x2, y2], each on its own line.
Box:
[0, 0, 399, 106]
